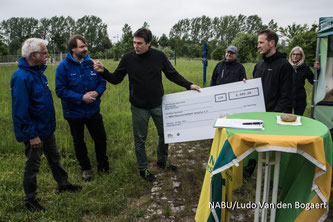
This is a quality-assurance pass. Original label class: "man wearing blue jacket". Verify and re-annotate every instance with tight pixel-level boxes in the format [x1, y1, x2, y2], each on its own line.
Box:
[11, 38, 82, 212]
[56, 35, 110, 181]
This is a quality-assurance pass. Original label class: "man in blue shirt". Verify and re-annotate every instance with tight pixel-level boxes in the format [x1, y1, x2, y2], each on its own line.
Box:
[11, 38, 81, 212]
[56, 35, 110, 181]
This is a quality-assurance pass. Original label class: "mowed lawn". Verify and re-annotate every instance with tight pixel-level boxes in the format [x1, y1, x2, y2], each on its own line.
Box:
[0, 58, 314, 221]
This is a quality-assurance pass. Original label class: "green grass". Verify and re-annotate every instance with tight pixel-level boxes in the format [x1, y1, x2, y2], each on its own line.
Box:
[0, 58, 316, 221]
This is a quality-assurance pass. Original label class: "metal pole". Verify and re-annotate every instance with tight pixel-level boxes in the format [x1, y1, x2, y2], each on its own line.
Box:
[255, 152, 263, 222]
[262, 152, 271, 222]
[270, 152, 281, 222]
[311, 37, 321, 118]
[202, 42, 207, 87]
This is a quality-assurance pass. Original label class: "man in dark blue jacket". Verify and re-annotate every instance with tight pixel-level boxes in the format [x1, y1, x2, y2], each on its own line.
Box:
[56, 35, 110, 181]
[11, 38, 81, 212]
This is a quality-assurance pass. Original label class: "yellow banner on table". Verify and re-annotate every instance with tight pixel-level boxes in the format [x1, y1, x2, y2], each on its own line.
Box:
[195, 128, 243, 222]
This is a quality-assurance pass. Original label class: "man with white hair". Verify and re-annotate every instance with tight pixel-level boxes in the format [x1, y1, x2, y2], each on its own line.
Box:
[11, 38, 82, 213]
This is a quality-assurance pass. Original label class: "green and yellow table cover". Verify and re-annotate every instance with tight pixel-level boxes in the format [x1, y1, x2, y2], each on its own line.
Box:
[195, 112, 332, 222]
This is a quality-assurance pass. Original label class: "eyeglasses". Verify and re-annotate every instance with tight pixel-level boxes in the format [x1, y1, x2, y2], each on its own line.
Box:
[34, 51, 49, 55]
[292, 53, 301, 56]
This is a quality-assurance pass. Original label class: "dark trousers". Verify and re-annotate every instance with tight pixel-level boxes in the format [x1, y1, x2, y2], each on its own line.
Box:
[293, 103, 306, 116]
[65, 112, 109, 172]
[23, 134, 69, 201]
[131, 105, 168, 171]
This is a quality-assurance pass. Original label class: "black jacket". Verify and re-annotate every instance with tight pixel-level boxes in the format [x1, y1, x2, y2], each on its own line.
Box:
[210, 59, 246, 86]
[292, 63, 314, 106]
[253, 51, 293, 113]
[100, 48, 192, 109]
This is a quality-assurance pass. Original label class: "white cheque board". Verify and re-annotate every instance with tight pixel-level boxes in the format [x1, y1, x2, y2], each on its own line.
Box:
[162, 78, 266, 143]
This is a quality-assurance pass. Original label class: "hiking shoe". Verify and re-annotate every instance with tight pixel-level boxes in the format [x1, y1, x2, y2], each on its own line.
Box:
[157, 161, 177, 171]
[58, 183, 82, 193]
[140, 169, 156, 182]
[98, 168, 111, 175]
[243, 159, 257, 178]
[25, 199, 45, 213]
[82, 170, 93, 181]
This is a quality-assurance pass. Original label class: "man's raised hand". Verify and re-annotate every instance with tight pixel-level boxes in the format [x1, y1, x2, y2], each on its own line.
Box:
[92, 59, 105, 73]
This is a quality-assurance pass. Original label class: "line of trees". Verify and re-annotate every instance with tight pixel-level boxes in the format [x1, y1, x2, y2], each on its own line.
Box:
[0, 16, 112, 58]
[167, 15, 317, 64]
[0, 15, 318, 64]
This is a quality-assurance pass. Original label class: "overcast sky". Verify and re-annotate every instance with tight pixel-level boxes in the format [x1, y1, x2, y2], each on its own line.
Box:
[1, 0, 332, 42]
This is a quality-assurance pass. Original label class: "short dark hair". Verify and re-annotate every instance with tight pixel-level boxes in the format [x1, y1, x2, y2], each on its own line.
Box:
[133, 28, 152, 44]
[259, 29, 278, 46]
[68, 35, 87, 53]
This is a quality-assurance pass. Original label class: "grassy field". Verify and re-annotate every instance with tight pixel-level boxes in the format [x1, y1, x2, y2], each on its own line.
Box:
[0, 58, 316, 221]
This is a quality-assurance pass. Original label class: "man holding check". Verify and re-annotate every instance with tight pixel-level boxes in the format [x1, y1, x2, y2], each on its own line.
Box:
[93, 28, 200, 182]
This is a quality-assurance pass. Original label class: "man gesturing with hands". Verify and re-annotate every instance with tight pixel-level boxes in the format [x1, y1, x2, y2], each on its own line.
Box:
[93, 28, 200, 182]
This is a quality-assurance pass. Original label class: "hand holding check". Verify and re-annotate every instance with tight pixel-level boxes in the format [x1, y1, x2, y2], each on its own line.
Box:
[190, 84, 201, 92]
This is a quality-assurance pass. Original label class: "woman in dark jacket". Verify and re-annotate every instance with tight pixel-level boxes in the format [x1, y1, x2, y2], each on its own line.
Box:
[289, 46, 314, 115]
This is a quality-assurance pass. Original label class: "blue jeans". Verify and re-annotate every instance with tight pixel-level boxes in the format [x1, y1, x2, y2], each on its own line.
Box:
[65, 112, 109, 172]
[131, 105, 168, 171]
[23, 134, 69, 201]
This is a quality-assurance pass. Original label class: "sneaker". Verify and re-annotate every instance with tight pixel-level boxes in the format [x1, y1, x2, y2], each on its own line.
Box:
[82, 170, 93, 181]
[25, 199, 45, 213]
[157, 161, 177, 171]
[58, 183, 82, 193]
[140, 169, 156, 182]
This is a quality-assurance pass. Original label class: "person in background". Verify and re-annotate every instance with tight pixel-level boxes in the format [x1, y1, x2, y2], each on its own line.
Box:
[11, 38, 82, 212]
[288, 46, 314, 116]
[55, 35, 110, 181]
[210, 45, 246, 86]
[253, 29, 293, 113]
[93, 28, 201, 182]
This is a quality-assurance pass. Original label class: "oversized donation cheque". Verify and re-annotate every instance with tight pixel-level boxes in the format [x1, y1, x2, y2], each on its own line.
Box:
[162, 78, 266, 143]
